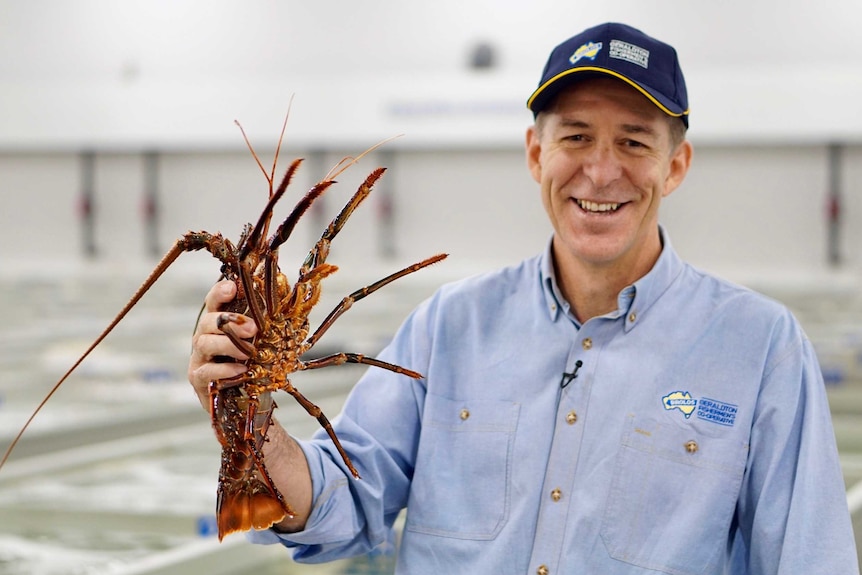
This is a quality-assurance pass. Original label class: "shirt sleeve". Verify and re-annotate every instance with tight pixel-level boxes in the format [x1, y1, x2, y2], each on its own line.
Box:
[246, 292, 438, 562]
[735, 310, 858, 574]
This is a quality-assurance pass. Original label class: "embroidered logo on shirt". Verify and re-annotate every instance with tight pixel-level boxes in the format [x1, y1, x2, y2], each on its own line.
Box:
[662, 391, 697, 418]
[696, 397, 738, 427]
[662, 392, 738, 426]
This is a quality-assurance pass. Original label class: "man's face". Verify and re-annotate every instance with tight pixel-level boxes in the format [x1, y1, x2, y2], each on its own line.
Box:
[526, 77, 691, 276]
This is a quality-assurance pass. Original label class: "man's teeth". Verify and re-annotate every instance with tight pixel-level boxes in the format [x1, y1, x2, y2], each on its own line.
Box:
[576, 199, 621, 213]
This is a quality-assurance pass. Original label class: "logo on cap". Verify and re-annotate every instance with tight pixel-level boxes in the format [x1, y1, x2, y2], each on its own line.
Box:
[569, 41, 602, 65]
[608, 39, 649, 69]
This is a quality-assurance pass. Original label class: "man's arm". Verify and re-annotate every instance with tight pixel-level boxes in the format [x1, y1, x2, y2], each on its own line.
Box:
[738, 319, 858, 574]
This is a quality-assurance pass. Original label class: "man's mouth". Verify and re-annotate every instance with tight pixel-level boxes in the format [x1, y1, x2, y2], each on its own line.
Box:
[574, 198, 622, 213]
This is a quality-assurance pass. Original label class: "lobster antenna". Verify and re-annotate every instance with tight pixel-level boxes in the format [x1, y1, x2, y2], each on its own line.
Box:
[1, 241, 189, 471]
[235, 120, 272, 187]
[236, 97, 295, 194]
[324, 134, 403, 182]
[270, 95, 295, 190]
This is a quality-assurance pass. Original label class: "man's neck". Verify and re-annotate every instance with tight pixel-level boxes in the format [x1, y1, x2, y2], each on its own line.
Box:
[552, 236, 662, 324]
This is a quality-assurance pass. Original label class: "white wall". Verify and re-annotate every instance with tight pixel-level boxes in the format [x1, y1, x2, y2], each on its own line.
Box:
[1, 0, 862, 147]
[663, 145, 862, 285]
[1, 143, 859, 287]
[1, 1, 861, 289]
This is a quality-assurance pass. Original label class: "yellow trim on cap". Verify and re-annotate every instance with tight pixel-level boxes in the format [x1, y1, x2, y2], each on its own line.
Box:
[527, 66, 690, 118]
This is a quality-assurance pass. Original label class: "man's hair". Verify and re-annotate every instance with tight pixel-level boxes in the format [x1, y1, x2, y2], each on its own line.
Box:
[666, 116, 687, 151]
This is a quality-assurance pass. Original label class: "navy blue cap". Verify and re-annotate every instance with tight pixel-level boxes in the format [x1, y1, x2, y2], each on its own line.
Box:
[527, 23, 689, 127]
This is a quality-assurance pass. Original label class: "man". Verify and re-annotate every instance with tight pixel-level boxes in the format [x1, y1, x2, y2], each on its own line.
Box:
[189, 23, 859, 574]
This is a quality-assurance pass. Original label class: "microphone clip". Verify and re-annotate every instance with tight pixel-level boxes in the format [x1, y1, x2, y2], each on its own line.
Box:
[560, 360, 583, 389]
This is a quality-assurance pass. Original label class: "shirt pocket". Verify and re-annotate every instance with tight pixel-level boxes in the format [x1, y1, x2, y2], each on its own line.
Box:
[405, 393, 520, 540]
[601, 414, 748, 574]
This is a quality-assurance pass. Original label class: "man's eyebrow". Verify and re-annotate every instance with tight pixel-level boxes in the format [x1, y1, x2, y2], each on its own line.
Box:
[621, 123, 659, 137]
[556, 119, 659, 137]
[556, 118, 591, 129]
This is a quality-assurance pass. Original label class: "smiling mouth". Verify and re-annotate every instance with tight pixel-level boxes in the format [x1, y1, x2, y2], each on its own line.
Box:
[574, 198, 623, 213]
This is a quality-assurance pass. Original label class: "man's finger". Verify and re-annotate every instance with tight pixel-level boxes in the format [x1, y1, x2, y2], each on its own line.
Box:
[204, 280, 237, 312]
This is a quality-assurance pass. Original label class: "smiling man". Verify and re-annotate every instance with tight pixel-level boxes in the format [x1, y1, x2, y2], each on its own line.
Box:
[189, 23, 859, 574]
[527, 76, 692, 323]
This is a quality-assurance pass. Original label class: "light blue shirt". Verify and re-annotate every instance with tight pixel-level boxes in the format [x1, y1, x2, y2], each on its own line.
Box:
[250, 231, 858, 574]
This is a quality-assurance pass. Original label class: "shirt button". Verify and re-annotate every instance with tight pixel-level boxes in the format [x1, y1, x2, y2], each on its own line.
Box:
[460, 409, 470, 421]
[582, 337, 592, 350]
[685, 440, 698, 454]
[537, 565, 549, 575]
[628, 312, 637, 323]
[565, 410, 578, 425]
[550, 488, 562, 502]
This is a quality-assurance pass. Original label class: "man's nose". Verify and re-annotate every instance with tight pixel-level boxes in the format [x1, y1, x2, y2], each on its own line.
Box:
[581, 144, 622, 188]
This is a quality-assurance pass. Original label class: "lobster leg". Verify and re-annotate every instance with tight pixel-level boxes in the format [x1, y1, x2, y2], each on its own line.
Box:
[305, 253, 448, 349]
[301, 353, 422, 379]
[320, 168, 384, 246]
[281, 382, 361, 479]
[208, 371, 255, 447]
[238, 158, 304, 262]
[300, 168, 385, 272]
[216, 313, 257, 357]
[268, 180, 336, 253]
[262, 177, 333, 313]
[238, 260, 268, 332]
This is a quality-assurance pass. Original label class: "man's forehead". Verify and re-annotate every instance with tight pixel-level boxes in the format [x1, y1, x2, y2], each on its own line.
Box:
[550, 77, 665, 120]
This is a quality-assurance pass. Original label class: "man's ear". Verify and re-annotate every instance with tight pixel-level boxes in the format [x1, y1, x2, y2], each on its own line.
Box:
[526, 125, 543, 184]
[663, 140, 693, 198]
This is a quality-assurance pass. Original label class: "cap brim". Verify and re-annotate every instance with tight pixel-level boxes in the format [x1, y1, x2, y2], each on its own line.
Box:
[527, 66, 689, 123]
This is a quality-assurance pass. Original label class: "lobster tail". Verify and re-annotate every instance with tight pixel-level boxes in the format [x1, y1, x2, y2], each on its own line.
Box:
[213, 388, 295, 540]
[216, 478, 291, 540]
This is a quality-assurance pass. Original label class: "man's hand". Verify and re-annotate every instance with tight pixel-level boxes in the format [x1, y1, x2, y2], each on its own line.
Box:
[187, 280, 257, 410]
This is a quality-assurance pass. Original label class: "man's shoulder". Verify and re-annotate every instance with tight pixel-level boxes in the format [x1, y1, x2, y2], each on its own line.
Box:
[677, 262, 798, 329]
[416, 254, 544, 323]
[435, 254, 542, 300]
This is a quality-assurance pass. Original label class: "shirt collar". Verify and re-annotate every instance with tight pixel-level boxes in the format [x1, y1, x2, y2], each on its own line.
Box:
[624, 226, 685, 332]
[540, 236, 569, 323]
[539, 226, 684, 329]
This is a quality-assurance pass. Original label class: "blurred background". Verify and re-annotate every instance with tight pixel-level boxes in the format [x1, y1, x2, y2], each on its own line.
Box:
[0, 1, 861, 573]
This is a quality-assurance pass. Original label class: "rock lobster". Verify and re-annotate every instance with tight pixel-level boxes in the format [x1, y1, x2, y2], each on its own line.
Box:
[0, 115, 447, 541]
